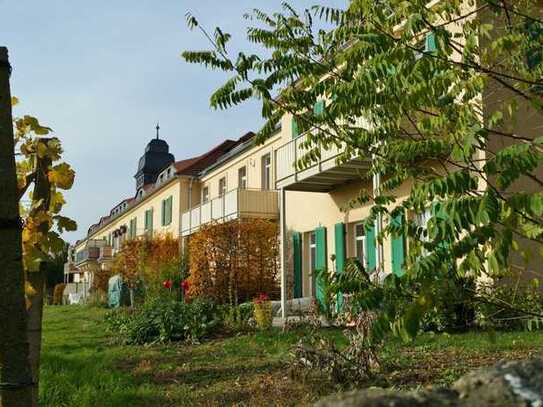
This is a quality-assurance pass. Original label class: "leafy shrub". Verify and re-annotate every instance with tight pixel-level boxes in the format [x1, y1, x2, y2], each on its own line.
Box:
[105, 297, 221, 344]
[253, 293, 273, 329]
[52, 283, 66, 305]
[188, 219, 280, 304]
[476, 280, 543, 330]
[222, 302, 254, 331]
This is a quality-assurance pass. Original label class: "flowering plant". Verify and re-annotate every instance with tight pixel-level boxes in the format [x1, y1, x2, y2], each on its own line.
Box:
[253, 293, 269, 305]
[162, 279, 173, 289]
[181, 279, 190, 293]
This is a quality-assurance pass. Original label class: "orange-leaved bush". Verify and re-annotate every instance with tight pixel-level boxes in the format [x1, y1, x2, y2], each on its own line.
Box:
[111, 234, 183, 295]
[187, 219, 279, 305]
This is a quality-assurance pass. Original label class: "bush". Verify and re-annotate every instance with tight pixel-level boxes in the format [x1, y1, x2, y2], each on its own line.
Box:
[476, 280, 543, 330]
[188, 219, 280, 304]
[253, 293, 273, 329]
[105, 297, 221, 344]
[52, 283, 66, 305]
[221, 302, 254, 331]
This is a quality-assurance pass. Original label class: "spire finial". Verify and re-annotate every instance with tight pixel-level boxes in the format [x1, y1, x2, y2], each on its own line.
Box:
[155, 122, 160, 139]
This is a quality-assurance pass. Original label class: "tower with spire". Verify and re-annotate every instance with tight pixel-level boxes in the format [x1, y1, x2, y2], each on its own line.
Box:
[134, 123, 175, 191]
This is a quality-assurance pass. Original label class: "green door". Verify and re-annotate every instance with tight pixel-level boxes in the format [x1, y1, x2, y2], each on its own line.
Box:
[292, 232, 302, 298]
[391, 213, 405, 276]
[365, 224, 377, 271]
[334, 223, 345, 310]
[314, 226, 327, 307]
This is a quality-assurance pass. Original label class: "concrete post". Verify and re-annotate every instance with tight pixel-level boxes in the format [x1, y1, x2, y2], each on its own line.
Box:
[279, 187, 288, 322]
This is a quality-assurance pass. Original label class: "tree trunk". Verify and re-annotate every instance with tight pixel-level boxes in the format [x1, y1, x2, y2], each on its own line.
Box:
[0, 47, 34, 407]
[25, 271, 44, 407]
[26, 139, 52, 406]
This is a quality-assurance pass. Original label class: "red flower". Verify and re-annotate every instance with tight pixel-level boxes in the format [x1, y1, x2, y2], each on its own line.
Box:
[253, 292, 269, 305]
[162, 279, 173, 289]
[181, 279, 190, 293]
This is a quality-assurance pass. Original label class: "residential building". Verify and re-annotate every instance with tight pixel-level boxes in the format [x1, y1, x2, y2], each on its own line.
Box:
[67, 131, 249, 283]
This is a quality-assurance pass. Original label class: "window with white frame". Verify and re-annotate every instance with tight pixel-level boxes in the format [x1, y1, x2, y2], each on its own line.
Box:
[309, 232, 317, 272]
[202, 186, 209, 203]
[354, 223, 366, 265]
[261, 153, 271, 190]
[238, 166, 247, 189]
[218, 177, 227, 197]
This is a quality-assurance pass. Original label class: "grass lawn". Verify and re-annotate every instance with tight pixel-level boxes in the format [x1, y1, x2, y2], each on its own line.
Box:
[40, 305, 543, 406]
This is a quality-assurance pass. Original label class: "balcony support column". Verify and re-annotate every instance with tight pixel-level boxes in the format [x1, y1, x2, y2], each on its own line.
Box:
[373, 170, 385, 279]
[279, 187, 288, 323]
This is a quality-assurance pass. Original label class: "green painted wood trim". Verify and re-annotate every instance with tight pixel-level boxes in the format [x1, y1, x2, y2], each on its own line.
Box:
[292, 232, 302, 298]
[334, 223, 345, 311]
[313, 100, 325, 116]
[365, 224, 377, 271]
[425, 32, 437, 52]
[315, 226, 327, 307]
[291, 117, 299, 139]
[391, 212, 405, 276]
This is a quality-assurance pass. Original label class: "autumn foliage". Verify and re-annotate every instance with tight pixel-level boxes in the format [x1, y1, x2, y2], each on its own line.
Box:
[111, 234, 183, 294]
[187, 219, 279, 305]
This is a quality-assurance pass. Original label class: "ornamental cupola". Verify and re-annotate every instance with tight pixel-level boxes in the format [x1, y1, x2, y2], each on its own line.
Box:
[134, 123, 175, 191]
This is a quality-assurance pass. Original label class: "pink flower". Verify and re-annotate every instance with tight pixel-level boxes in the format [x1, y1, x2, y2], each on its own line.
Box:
[162, 279, 173, 289]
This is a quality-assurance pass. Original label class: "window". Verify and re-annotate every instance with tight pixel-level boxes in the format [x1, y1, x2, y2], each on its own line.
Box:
[202, 186, 209, 203]
[161, 196, 173, 226]
[218, 177, 227, 197]
[129, 218, 137, 239]
[261, 153, 271, 190]
[354, 223, 366, 265]
[144, 208, 153, 235]
[238, 166, 247, 189]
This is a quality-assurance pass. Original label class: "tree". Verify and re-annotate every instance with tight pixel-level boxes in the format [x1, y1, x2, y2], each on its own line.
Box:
[0, 46, 76, 406]
[0, 46, 33, 407]
[182, 1, 543, 338]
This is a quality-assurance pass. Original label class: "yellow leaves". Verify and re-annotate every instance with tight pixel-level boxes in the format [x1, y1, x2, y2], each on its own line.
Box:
[48, 163, 75, 190]
[11, 96, 19, 106]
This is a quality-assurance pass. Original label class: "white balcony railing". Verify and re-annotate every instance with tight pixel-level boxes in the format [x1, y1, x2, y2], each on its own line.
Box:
[275, 133, 343, 186]
[274, 125, 370, 192]
[181, 188, 279, 236]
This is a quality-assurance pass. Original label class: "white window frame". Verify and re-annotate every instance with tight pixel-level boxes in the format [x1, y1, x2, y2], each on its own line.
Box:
[218, 177, 227, 197]
[261, 153, 271, 190]
[238, 166, 247, 189]
[202, 186, 209, 203]
[354, 223, 366, 266]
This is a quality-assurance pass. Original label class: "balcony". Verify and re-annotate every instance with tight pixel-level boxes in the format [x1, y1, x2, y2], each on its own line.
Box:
[181, 188, 279, 237]
[274, 133, 370, 192]
[98, 246, 113, 262]
[75, 247, 100, 266]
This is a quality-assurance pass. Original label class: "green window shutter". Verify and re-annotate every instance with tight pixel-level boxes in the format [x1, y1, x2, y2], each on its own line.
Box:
[425, 32, 437, 53]
[315, 226, 327, 307]
[365, 224, 377, 271]
[334, 223, 345, 311]
[130, 218, 137, 239]
[145, 209, 153, 234]
[334, 223, 345, 274]
[161, 199, 166, 226]
[391, 212, 405, 276]
[166, 196, 173, 225]
[292, 232, 302, 298]
[291, 117, 299, 139]
[313, 100, 325, 116]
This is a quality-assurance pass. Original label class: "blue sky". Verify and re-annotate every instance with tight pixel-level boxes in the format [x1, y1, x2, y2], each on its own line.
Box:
[1, 0, 344, 242]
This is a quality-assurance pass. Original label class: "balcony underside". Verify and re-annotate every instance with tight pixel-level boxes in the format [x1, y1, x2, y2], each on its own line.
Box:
[276, 157, 370, 192]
